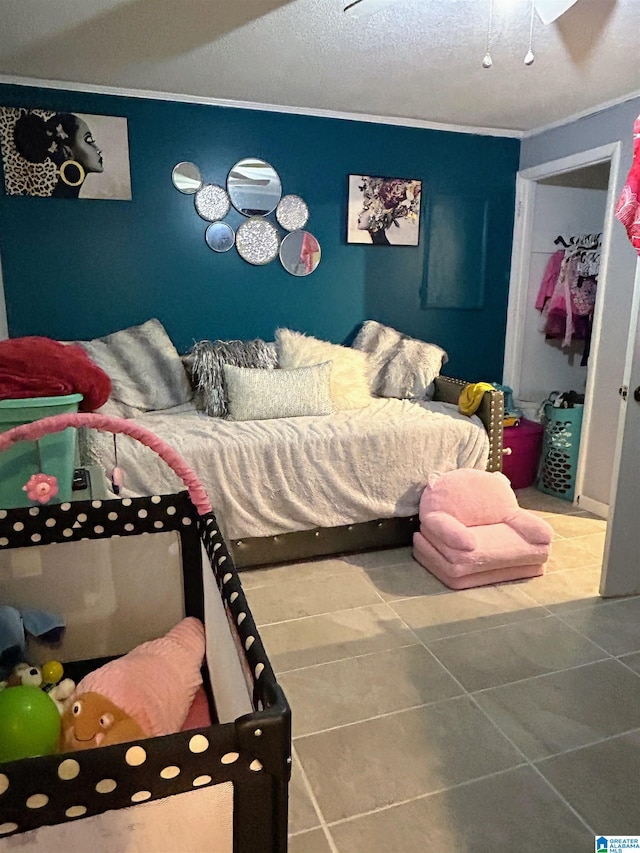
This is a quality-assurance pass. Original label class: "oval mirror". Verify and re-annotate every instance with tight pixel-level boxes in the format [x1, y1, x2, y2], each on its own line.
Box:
[195, 184, 231, 222]
[205, 222, 235, 253]
[227, 158, 282, 216]
[172, 162, 202, 194]
[279, 231, 321, 276]
[236, 217, 280, 266]
[276, 195, 309, 231]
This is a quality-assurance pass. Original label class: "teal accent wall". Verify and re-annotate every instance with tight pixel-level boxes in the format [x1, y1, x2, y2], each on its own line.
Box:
[0, 84, 519, 381]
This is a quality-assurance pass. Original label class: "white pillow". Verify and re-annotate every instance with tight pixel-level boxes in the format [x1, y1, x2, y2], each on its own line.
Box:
[222, 362, 333, 421]
[275, 328, 372, 411]
[352, 320, 448, 400]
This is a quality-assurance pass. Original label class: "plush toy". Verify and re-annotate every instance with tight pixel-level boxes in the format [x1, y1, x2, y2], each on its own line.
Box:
[0, 660, 75, 761]
[59, 617, 206, 752]
[0, 606, 66, 682]
[1, 660, 76, 714]
[4, 662, 44, 688]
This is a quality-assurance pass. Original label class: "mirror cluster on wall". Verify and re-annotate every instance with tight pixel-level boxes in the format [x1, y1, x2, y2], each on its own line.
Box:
[171, 159, 321, 276]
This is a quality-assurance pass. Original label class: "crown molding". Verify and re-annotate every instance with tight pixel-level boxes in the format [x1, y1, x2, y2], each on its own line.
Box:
[0, 74, 523, 139]
[523, 88, 640, 138]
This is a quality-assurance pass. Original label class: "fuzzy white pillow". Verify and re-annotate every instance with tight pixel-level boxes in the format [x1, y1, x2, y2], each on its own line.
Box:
[352, 320, 448, 400]
[276, 328, 372, 411]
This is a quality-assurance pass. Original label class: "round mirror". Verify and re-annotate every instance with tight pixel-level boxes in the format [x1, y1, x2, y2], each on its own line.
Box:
[279, 231, 321, 276]
[227, 158, 282, 216]
[236, 217, 280, 266]
[195, 184, 231, 222]
[205, 222, 235, 253]
[276, 195, 309, 231]
[172, 162, 202, 194]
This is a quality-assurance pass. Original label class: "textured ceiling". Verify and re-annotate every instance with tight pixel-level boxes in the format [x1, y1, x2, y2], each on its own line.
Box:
[0, 0, 638, 134]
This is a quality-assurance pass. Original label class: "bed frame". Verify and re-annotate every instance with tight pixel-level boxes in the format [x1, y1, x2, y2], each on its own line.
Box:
[231, 378, 504, 569]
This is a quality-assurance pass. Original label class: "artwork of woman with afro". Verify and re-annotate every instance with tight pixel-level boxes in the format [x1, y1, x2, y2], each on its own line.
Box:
[0, 107, 132, 200]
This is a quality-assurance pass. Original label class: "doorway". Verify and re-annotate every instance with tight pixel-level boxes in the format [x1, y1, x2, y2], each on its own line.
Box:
[503, 142, 622, 520]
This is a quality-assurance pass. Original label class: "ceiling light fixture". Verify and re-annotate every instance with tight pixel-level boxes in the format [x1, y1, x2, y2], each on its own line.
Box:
[341, 0, 579, 63]
[483, 0, 494, 68]
[525, 0, 536, 65]
[482, 0, 579, 68]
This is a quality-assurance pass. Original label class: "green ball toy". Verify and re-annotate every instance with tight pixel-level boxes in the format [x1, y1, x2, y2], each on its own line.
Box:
[0, 686, 61, 762]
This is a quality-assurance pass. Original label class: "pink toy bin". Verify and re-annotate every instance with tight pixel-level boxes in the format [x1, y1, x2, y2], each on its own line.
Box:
[501, 419, 544, 490]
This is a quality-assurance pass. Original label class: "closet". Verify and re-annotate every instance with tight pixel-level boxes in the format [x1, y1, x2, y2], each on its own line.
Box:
[518, 164, 610, 409]
[505, 155, 620, 518]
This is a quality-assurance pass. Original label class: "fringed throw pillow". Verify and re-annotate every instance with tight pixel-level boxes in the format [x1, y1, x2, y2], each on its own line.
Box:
[189, 339, 278, 417]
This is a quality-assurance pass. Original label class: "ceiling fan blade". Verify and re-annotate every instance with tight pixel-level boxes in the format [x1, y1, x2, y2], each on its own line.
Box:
[343, 0, 400, 18]
[534, 0, 579, 25]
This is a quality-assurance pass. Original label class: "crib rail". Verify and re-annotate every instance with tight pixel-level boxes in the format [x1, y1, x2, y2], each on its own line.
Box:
[0, 412, 212, 515]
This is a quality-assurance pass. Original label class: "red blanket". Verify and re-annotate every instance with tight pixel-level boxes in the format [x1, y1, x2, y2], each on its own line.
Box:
[0, 337, 111, 412]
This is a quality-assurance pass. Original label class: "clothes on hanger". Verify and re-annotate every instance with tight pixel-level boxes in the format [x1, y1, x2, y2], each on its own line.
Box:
[535, 233, 601, 362]
[535, 250, 564, 311]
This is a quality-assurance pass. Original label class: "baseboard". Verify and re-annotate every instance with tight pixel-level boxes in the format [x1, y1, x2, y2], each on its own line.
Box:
[576, 494, 609, 520]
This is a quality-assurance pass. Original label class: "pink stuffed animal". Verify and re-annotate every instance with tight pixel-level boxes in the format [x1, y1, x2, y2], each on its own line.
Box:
[60, 617, 205, 751]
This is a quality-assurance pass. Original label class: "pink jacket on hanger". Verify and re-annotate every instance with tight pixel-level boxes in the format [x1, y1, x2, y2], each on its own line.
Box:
[535, 250, 565, 311]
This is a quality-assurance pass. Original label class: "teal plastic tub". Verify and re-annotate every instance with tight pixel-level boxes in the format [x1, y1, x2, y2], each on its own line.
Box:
[0, 394, 83, 509]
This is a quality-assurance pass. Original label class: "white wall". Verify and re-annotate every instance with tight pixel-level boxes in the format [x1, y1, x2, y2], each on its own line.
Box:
[520, 184, 607, 403]
[521, 97, 640, 507]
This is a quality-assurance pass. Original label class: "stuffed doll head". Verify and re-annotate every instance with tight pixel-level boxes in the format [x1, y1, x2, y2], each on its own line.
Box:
[60, 693, 147, 751]
[59, 617, 206, 752]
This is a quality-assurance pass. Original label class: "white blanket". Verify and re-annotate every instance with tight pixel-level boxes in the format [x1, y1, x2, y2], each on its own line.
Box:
[82, 399, 488, 540]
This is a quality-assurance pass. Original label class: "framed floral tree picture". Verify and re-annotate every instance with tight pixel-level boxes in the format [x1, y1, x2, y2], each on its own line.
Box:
[347, 174, 422, 245]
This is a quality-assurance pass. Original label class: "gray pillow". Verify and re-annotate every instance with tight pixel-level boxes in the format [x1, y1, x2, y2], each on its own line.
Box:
[223, 362, 333, 421]
[352, 320, 448, 400]
[190, 339, 278, 417]
[79, 318, 192, 417]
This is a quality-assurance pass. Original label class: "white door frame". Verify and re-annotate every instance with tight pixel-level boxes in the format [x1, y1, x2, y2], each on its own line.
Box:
[503, 141, 622, 516]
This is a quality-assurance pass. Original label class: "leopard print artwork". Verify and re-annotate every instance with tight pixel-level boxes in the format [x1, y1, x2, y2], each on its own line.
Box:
[0, 107, 59, 196]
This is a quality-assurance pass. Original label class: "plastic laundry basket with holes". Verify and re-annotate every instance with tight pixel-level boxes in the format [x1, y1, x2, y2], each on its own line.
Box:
[0, 412, 290, 853]
[537, 402, 584, 502]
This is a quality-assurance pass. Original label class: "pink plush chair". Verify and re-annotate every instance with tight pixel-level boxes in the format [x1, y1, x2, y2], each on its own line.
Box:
[413, 468, 553, 590]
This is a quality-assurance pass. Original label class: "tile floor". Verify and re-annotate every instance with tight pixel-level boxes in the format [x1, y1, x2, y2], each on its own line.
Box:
[239, 487, 640, 853]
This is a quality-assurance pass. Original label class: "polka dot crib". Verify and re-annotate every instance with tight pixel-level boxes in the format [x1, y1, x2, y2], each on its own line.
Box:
[0, 413, 291, 853]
